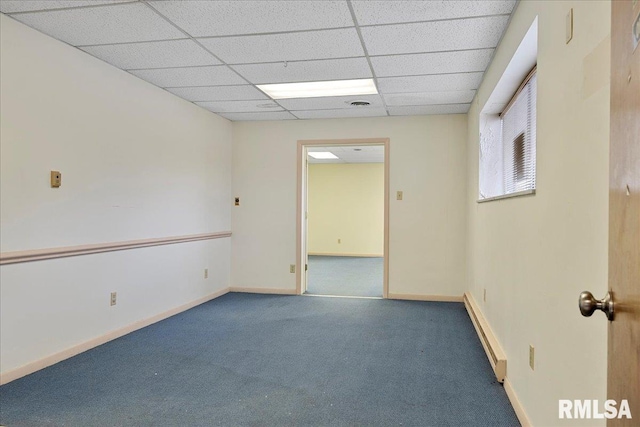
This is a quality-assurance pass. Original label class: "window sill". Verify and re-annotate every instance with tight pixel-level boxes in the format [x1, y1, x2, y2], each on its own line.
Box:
[477, 189, 536, 203]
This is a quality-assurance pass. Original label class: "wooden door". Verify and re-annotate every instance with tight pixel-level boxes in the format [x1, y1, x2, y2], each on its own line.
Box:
[608, 1, 640, 425]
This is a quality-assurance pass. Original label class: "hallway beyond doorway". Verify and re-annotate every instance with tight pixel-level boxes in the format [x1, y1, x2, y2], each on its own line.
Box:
[306, 255, 383, 298]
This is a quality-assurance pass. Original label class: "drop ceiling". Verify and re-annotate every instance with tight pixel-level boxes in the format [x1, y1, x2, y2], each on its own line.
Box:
[0, 0, 517, 121]
[308, 146, 384, 164]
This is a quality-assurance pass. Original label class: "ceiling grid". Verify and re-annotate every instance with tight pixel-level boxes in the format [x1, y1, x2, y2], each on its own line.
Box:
[0, 0, 517, 121]
[140, 0, 293, 118]
[308, 145, 385, 164]
[346, 0, 390, 117]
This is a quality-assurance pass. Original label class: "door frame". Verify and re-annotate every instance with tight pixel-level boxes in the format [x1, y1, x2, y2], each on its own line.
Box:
[296, 138, 390, 297]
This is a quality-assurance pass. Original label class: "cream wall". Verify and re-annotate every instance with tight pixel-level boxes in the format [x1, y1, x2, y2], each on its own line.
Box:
[466, 1, 610, 426]
[308, 163, 384, 256]
[2, 4, 611, 422]
[231, 114, 468, 296]
[0, 15, 232, 374]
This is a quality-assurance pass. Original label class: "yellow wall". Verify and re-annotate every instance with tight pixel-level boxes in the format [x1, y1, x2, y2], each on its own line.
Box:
[466, 1, 610, 425]
[308, 163, 384, 256]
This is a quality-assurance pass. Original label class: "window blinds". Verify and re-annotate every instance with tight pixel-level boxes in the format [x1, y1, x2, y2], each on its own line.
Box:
[501, 72, 537, 194]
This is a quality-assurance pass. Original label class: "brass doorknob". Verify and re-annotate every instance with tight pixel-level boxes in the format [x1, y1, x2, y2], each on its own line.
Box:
[579, 291, 614, 320]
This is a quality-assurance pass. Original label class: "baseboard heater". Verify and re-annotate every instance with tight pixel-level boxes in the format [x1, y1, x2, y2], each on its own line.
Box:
[463, 292, 507, 383]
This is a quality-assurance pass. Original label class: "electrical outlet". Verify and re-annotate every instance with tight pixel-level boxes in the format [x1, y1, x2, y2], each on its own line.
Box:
[290, 264, 295, 273]
[204, 268, 208, 279]
[529, 345, 535, 370]
[110, 292, 117, 306]
[483, 288, 486, 302]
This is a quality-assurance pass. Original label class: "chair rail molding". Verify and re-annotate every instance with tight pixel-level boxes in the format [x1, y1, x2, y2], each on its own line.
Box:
[0, 231, 232, 265]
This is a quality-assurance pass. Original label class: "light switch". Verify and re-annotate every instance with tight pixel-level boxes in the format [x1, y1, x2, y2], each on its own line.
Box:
[50, 171, 62, 188]
[529, 345, 535, 370]
[234, 197, 240, 206]
[396, 191, 403, 201]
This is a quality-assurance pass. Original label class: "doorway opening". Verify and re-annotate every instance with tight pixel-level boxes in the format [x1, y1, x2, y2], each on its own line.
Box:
[296, 138, 390, 298]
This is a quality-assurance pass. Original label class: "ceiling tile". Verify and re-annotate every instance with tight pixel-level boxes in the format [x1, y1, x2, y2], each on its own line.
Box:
[195, 100, 282, 113]
[307, 159, 344, 164]
[378, 73, 484, 94]
[384, 90, 475, 106]
[129, 66, 246, 88]
[1, 0, 515, 122]
[197, 28, 364, 64]
[81, 39, 219, 70]
[370, 49, 493, 77]
[308, 145, 384, 164]
[11, 2, 185, 46]
[277, 94, 384, 111]
[361, 15, 510, 56]
[352, 1, 515, 26]
[217, 111, 297, 121]
[388, 104, 470, 116]
[148, 0, 353, 37]
[341, 145, 384, 153]
[292, 107, 388, 120]
[0, 0, 131, 13]
[166, 85, 268, 102]
[232, 57, 371, 84]
[307, 145, 384, 155]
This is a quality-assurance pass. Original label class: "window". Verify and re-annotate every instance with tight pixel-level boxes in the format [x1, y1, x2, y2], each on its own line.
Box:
[501, 69, 537, 195]
[478, 17, 538, 202]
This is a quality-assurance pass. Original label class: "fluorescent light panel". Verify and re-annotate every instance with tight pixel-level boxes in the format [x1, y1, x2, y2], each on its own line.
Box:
[308, 152, 338, 159]
[257, 79, 377, 99]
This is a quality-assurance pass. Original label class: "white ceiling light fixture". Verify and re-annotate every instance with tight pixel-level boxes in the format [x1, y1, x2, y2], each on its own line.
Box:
[257, 79, 378, 100]
[308, 152, 339, 160]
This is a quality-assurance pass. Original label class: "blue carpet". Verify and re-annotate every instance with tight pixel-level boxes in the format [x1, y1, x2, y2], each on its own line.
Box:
[0, 293, 519, 426]
[306, 256, 383, 297]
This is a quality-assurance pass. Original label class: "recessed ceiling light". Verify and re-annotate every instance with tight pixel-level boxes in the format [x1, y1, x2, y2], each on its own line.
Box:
[257, 79, 377, 100]
[308, 152, 339, 160]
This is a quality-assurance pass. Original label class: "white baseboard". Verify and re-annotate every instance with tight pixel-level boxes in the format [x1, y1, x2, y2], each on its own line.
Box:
[0, 287, 229, 386]
[464, 293, 527, 423]
[463, 292, 507, 383]
[504, 377, 532, 427]
[229, 287, 297, 295]
[387, 293, 463, 302]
